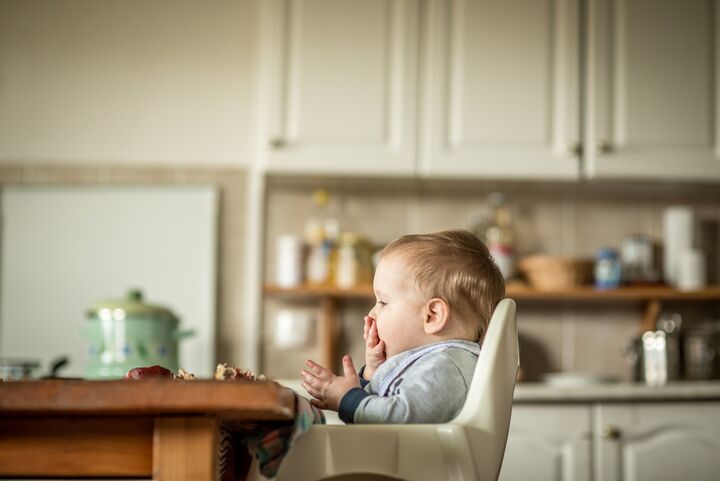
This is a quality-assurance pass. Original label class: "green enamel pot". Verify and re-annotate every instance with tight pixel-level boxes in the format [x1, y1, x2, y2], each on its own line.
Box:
[82, 289, 194, 379]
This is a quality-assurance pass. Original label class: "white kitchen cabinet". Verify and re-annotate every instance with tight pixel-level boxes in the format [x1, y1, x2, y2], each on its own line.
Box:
[501, 401, 720, 481]
[259, 0, 418, 176]
[586, 0, 720, 181]
[419, 0, 581, 180]
[499, 405, 592, 481]
[596, 402, 720, 481]
[257, 0, 720, 181]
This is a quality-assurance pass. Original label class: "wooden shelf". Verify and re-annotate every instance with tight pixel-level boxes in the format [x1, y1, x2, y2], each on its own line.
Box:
[504, 283, 720, 301]
[264, 283, 720, 302]
[264, 283, 720, 373]
[264, 284, 375, 299]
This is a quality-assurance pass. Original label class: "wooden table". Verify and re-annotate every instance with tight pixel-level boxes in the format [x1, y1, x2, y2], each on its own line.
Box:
[0, 379, 295, 481]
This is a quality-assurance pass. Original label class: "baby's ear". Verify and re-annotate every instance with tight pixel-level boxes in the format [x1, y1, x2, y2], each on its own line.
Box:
[424, 298, 449, 335]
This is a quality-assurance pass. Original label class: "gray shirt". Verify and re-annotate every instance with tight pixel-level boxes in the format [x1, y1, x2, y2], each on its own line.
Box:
[338, 339, 480, 424]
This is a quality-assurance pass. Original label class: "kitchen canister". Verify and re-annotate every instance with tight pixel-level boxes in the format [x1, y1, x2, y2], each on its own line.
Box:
[274, 309, 314, 349]
[678, 248, 707, 291]
[683, 323, 718, 380]
[275, 234, 304, 288]
[662, 206, 695, 286]
[641, 330, 669, 386]
[621, 234, 656, 283]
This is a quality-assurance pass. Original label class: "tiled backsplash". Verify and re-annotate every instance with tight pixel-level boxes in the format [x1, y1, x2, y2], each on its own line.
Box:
[264, 178, 720, 381]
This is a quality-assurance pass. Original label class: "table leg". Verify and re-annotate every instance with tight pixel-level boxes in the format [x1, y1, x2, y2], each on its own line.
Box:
[154, 416, 219, 481]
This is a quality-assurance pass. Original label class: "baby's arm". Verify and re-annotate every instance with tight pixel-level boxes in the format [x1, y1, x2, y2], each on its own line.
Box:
[362, 315, 386, 380]
[339, 353, 469, 424]
[301, 356, 360, 411]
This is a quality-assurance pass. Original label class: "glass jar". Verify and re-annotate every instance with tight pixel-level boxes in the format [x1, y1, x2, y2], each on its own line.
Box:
[335, 232, 373, 289]
[483, 192, 517, 280]
[595, 248, 621, 289]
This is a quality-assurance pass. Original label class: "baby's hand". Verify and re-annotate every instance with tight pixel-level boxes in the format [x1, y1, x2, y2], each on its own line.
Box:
[301, 356, 360, 411]
[363, 315, 386, 380]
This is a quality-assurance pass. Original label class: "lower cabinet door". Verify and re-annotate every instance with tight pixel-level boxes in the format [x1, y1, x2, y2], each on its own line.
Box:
[499, 405, 592, 481]
[597, 402, 720, 481]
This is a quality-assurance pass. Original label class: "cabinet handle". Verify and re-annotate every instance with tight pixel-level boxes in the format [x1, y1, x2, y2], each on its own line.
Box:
[595, 140, 613, 154]
[269, 137, 287, 150]
[567, 142, 583, 157]
[603, 425, 622, 440]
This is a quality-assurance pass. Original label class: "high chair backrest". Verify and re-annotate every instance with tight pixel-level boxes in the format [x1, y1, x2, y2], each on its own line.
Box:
[451, 298, 519, 481]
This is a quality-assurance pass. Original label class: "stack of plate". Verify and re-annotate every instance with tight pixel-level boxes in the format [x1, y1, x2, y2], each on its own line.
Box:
[541, 372, 618, 387]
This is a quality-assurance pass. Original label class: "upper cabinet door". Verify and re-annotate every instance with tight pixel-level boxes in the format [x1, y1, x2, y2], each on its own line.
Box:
[420, 0, 581, 179]
[587, 0, 720, 180]
[259, 0, 418, 176]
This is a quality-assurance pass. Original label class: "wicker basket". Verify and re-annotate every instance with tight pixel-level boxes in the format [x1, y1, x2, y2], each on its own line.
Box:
[519, 255, 594, 290]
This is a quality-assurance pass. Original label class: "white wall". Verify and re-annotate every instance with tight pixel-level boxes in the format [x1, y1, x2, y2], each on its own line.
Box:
[0, 0, 258, 166]
[0, 185, 218, 377]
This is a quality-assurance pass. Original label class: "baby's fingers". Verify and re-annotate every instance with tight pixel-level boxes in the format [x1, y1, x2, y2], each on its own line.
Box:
[310, 398, 328, 410]
[301, 371, 323, 397]
[304, 360, 332, 380]
[373, 339, 385, 355]
[363, 315, 375, 341]
[302, 381, 322, 400]
[369, 319, 380, 344]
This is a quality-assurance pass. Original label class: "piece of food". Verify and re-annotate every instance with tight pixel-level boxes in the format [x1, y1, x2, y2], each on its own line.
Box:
[214, 363, 266, 381]
[123, 363, 267, 382]
[124, 365, 173, 380]
[175, 368, 197, 380]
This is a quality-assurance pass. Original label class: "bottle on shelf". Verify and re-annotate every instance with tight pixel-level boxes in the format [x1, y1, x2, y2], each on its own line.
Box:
[335, 232, 373, 289]
[481, 192, 517, 280]
[595, 247, 621, 289]
[304, 189, 339, 287]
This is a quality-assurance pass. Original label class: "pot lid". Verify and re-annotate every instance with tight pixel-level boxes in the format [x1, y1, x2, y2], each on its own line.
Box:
[86, 289, 177, 322]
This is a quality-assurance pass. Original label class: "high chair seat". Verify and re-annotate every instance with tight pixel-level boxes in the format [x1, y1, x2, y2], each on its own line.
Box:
[272, 298, 519, 481]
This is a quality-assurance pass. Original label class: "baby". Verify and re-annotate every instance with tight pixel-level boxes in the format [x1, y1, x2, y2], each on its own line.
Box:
[301, 229, 505, 424]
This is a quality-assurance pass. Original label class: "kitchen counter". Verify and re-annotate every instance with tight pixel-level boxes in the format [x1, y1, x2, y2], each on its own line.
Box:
[514, 380, 720, 403]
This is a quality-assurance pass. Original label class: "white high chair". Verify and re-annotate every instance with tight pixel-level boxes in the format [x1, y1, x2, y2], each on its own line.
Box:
[273, 298, 519, 481]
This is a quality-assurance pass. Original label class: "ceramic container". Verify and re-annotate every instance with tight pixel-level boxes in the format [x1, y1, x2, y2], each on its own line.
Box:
[82, 290, 194, 379]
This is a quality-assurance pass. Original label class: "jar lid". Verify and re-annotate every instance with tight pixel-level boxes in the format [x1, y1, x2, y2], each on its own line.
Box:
[596, 248, 618, 260]
[339, 232, 360, 246]
[86, 289, 177, 322]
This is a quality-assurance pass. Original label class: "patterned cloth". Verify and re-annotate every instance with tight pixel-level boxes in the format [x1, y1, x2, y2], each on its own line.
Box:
[221, 389, 325, 480]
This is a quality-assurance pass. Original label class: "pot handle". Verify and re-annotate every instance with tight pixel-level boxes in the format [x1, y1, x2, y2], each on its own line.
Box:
[172, 328, 196, 340]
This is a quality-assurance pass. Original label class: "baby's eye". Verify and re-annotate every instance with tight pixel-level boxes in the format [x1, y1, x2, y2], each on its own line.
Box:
[376, 300, 387, 307]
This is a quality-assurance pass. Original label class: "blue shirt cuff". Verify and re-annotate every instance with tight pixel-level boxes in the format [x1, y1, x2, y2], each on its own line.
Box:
[358, 365, 370, 388]
[338, 387, 369, 424]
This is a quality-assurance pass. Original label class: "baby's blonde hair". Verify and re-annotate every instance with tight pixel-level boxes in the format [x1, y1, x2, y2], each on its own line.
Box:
[380, 229, 505, 340]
